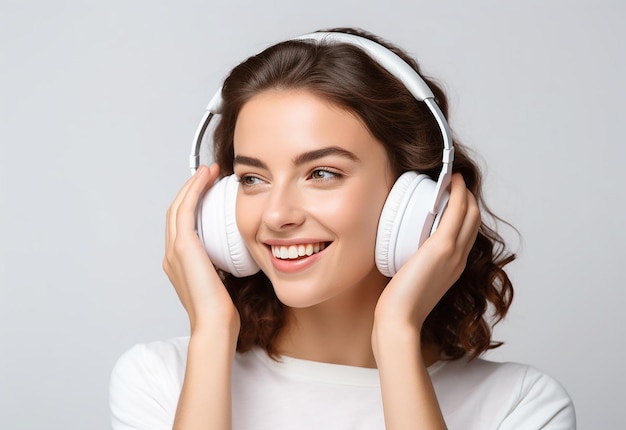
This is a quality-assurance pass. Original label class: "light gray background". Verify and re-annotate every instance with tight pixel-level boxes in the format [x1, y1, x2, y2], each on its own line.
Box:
[1, 1, 623, 428]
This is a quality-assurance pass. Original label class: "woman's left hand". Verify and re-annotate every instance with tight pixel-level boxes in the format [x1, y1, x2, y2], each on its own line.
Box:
[373, 173, 481, 333]
[372, 173, 479, 429]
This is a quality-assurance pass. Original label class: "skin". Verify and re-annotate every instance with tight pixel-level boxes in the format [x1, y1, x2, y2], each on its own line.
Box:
[163, 89, 481, 429]
[233, 89, 395, 367]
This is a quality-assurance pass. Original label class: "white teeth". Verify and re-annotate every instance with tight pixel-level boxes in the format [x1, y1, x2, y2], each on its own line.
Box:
[271, 242, 327, 260]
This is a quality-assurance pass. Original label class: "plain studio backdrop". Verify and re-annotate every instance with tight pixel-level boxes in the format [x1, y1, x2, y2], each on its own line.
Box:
[1, 1, 623, 428]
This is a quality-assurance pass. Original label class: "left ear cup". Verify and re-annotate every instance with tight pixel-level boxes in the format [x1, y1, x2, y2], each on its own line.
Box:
[196, 174, 260, 277]
[375, 171, 449, 277]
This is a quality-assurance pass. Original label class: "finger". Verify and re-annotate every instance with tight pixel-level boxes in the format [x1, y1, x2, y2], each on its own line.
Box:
[433, 174, 469, 240]
[173, 166, 210, 211]
[165, 166, 209, 248]
[167, 164, 219, 248]
[455, 189, 481, 257]
[176, 164, 221, 241]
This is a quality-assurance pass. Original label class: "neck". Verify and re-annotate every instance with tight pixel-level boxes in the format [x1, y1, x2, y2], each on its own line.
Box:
[274, 274, 440, 369]
[278, 299, 379, 368]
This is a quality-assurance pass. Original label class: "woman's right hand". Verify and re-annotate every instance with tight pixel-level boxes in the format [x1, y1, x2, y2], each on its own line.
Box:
[163, 164, 240, 336]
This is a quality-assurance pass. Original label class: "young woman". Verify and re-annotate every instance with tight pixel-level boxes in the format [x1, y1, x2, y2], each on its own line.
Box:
[110, 28, 575, 429]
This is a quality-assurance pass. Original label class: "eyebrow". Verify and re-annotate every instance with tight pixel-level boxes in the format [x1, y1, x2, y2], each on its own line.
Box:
[233, 146, 360, 169]
[232, 155, 268, 169]
[293, 146, 359, 165]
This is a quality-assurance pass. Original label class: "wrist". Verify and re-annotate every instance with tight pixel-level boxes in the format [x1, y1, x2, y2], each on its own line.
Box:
[190, 308, 241, 345]
[372, 319, 422, 362]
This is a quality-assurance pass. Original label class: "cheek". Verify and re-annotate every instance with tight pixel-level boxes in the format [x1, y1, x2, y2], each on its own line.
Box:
[320, 180, 389, 244]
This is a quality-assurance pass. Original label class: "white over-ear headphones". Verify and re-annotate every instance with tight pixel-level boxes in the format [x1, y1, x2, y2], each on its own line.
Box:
[190, 31, 454, 278]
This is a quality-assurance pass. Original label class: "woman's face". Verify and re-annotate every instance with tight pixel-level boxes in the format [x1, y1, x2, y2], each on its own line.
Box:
[233, 89, 395, 309]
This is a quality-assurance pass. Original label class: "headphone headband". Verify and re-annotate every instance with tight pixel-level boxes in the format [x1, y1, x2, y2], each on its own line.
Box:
[190, 31, 454, 215]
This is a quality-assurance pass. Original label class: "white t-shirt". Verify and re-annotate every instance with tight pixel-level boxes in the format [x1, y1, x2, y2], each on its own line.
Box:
[109, 337, 575, 429]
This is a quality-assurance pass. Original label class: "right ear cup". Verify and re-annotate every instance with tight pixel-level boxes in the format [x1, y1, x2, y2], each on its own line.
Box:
[196, 174, 260, 277]
[375, 171, 449, 277]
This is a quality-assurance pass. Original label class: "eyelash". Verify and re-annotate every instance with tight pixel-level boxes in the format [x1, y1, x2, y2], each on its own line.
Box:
[238, 168, 342, 188]
[309, 168, 341, 181]
[238, 175, 264, 187]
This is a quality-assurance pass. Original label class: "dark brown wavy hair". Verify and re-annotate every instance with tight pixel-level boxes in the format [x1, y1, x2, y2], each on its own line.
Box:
[211, 28, 515, 360]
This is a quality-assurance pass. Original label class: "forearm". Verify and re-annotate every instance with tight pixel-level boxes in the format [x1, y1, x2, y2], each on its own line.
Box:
[173, 324, 238, 430]
[373, 322, 447, 430]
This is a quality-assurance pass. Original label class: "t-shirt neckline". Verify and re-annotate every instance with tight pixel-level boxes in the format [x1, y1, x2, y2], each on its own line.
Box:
[250, 348, 448, 387]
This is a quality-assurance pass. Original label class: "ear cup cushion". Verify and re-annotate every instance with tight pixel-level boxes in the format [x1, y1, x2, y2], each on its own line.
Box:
[375, 172, 420, 277]
[375, 172, 438, 277]
[196, 174, 260, 277]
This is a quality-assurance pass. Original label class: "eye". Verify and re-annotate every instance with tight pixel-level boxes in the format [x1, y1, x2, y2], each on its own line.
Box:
[238, 175, 264, 187]
[310, 168, 340, 181]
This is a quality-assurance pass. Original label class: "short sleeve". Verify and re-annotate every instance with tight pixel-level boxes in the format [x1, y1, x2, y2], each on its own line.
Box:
[109, 340, 186, 430]
[500, 366, 576, 430]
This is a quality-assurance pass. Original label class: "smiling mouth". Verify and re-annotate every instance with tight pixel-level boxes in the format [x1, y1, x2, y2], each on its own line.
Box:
[270, 242, 329, 260]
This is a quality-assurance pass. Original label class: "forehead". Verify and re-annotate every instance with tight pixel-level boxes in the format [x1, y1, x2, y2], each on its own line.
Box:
[233, 89, 380, 157]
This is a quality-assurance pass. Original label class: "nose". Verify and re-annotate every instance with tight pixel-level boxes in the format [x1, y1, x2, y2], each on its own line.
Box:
[261, 180, 306, 231]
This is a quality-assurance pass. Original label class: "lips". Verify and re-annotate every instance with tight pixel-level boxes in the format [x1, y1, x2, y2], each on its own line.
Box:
[270, 242, 328, 260]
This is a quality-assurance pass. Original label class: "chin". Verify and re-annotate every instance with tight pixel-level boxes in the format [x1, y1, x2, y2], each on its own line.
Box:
[264, 275, 332, 309]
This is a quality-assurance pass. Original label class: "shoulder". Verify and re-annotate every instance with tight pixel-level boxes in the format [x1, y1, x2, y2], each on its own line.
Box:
[433, 358, 576, 429]
[109, 337, 190, 430]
